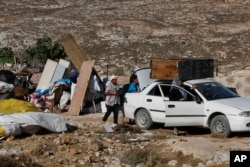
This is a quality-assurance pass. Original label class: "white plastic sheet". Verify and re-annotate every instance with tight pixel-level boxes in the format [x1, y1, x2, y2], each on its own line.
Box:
[0, 112, 67, 137]
[0, 81, 14, 93]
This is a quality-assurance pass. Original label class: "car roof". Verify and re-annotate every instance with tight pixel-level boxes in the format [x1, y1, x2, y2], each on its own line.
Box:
[184, 78, 215, 85]
[154, 79, 214, 85]
[144, 79, 214, 89]
[134, 67, 216, 89]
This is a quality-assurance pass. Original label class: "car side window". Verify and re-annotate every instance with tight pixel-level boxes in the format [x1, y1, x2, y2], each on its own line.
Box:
[148, 85, 162, 96]
[183, 85, 197, 101]
[169, 86, 197, 101]
[186, 91, 197, 101]
[159, 85, 171, 97]
[186, 88, 199, 101]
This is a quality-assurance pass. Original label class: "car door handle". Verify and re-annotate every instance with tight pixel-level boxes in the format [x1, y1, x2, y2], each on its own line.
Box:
[146, 99, 152, 102]
[168, 105, 175, 108]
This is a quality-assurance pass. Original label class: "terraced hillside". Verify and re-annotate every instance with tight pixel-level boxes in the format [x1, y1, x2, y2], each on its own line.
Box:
[0, 0, 250, 75]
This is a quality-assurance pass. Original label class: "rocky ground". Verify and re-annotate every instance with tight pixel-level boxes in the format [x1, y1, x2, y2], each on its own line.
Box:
[1, 112, 250, 167]
[1, 0, 250, 167]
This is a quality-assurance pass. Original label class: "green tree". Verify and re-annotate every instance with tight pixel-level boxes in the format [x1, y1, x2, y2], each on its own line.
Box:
[0, 46, 14, 63]
[26, 36, 66, 67]
[50, 42, 67, 60]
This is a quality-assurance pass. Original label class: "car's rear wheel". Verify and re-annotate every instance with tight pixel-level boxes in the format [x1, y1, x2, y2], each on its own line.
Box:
[135, 109, 153, 129]
[210, 115, 231, 137]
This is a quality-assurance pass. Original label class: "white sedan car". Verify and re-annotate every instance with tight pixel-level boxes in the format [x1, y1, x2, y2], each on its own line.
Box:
[124, 79, 250, 137]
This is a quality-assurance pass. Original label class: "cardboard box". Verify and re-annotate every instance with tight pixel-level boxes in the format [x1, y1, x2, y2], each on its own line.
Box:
[150, 58, 214, 80]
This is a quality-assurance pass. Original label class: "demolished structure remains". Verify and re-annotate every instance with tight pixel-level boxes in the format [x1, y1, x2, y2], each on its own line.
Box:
[0, 35, 106, 138]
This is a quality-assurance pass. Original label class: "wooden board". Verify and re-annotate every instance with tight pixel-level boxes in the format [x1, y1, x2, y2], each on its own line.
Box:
[67, 60, 95, 116]
[36, 59, 57, 90]
[150, 59, 179, 80]
[58, 34, 88, 72]
[150, 58, 214, 80]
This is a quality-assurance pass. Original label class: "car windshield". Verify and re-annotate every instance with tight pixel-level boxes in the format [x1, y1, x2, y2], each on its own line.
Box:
[195, 82, 239, 100]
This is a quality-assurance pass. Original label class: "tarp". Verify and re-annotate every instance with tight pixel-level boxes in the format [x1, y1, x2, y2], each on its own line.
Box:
[0, 98, 42, 114]
[0, 112, 68, 137]
[0, 98, 67, 137]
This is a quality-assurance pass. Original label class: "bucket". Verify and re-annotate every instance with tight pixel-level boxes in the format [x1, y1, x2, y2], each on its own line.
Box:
[101, 101, 107, 113]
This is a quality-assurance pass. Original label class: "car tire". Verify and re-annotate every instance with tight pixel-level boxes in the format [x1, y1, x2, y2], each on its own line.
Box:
[210, 115, 231, 137]
[135, 109, 153, 130]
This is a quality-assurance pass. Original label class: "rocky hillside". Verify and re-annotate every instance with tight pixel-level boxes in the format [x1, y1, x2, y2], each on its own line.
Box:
[0, 0, 250, 75]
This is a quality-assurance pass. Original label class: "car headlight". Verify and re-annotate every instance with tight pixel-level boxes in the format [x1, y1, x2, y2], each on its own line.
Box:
[239, 112, 250, 117]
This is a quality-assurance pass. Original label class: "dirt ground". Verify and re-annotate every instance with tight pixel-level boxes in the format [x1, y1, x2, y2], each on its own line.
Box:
[1, 111, 250, 167]
[1, 1, 250, 166]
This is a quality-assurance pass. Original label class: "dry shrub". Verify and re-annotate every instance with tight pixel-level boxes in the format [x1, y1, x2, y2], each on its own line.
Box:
[149, 133, 170, 140]
[119, 148, 162, 166]
[0, 154, 42, 167]
[29, 140, 57, 157]
[210, 133, 227, 139]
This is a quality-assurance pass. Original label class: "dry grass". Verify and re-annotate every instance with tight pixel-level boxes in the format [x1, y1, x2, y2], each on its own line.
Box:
[149, 133, 171, 140]
[210, 133, 227, 139]
[119, 148, 162, 166]
[0, 154, 42, 167]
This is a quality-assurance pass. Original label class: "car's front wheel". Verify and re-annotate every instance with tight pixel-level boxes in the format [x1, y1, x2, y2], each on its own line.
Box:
[135, 109, 153, 130]
[210, 115, 231, 137]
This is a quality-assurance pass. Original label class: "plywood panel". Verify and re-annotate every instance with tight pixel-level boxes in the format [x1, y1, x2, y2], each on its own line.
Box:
[67, 60, 95, 116]
[150, 58, 214, 80]
[36, 59, 57, 90]
[150, 59, 179, 80]
[51, 64, 66, 83]
[58, 34, 88, 71]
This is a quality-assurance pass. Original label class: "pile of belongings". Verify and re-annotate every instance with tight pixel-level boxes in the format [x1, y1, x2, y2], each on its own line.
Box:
[0, 81, 14, 95]
[0, 98, 68, 139]
[28, 70, 105, 113]
[0, 70, 16, 99]
[29, 78, 72, 112]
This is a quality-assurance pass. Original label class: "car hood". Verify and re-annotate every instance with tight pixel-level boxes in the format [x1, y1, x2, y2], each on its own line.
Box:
[213, 97, 250, 111]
